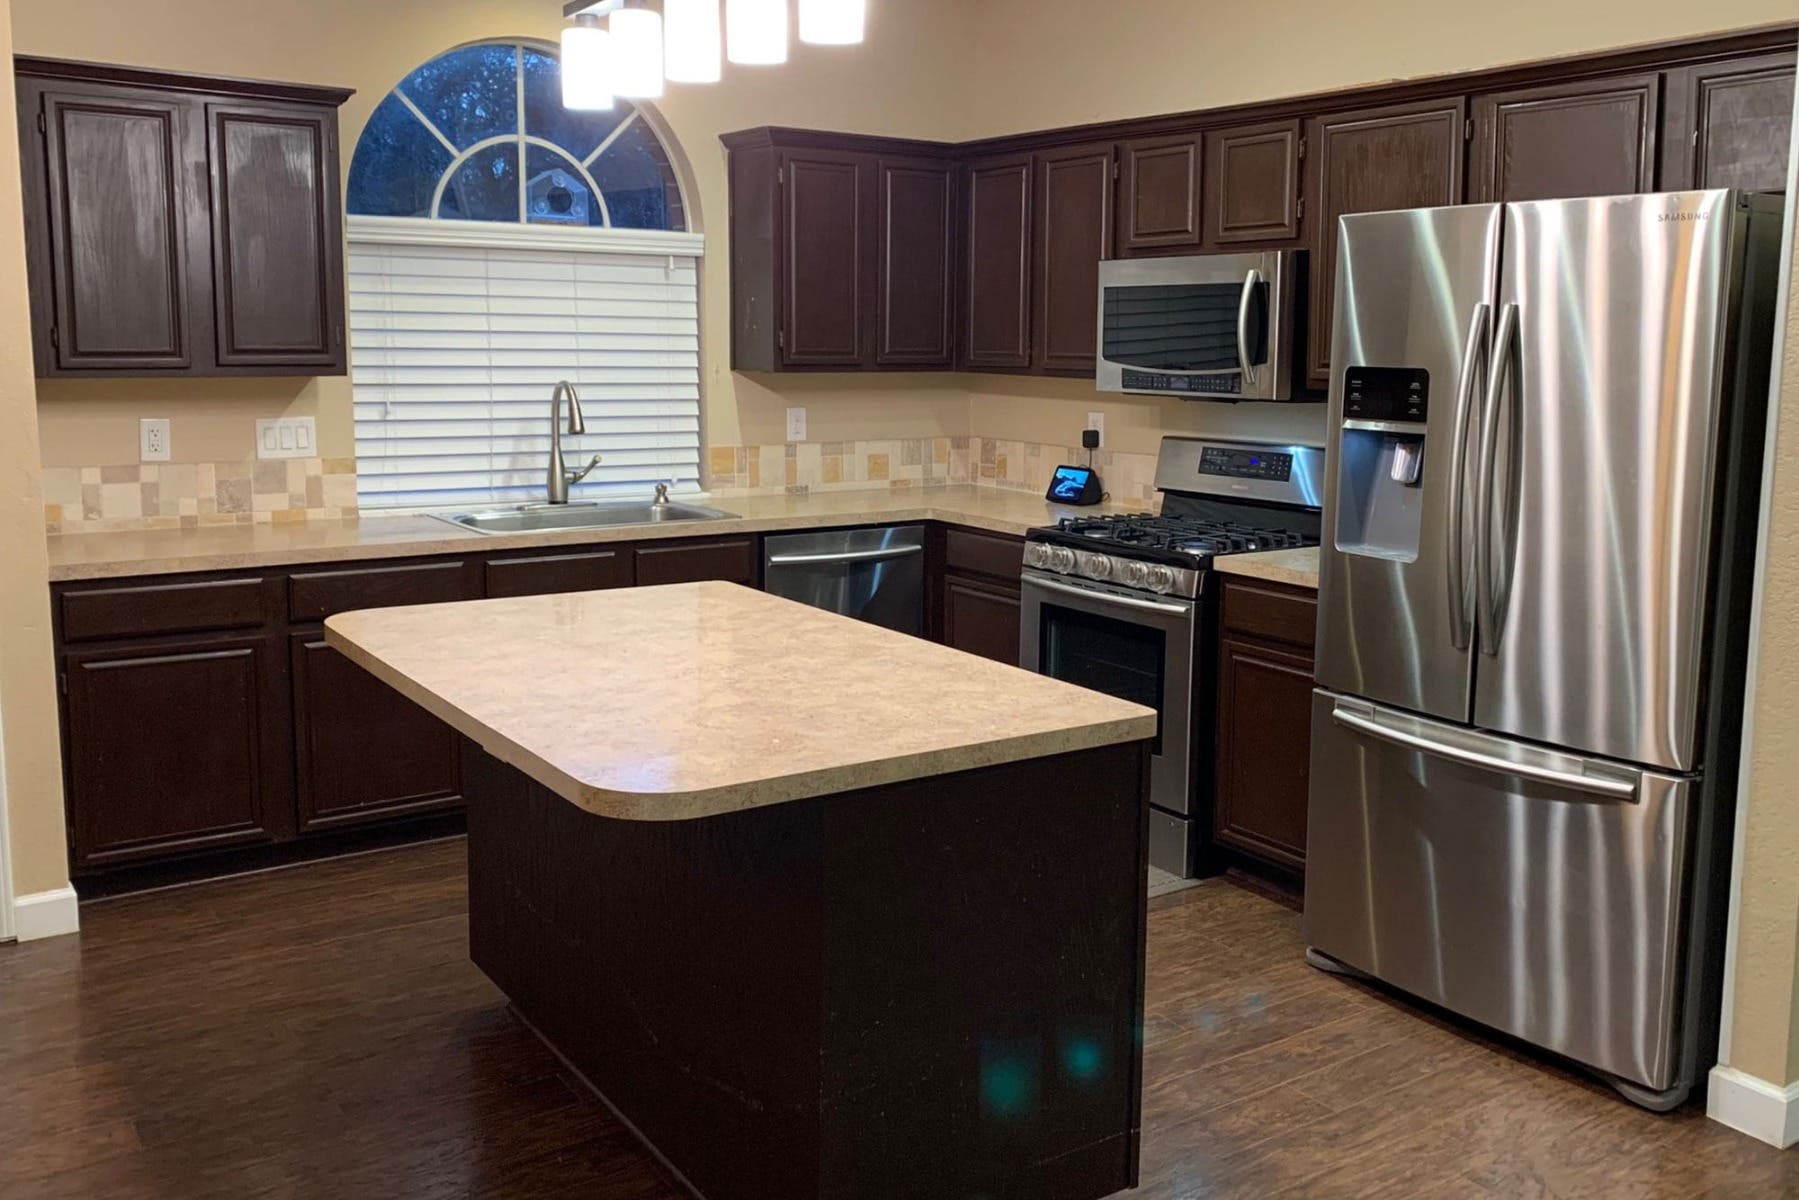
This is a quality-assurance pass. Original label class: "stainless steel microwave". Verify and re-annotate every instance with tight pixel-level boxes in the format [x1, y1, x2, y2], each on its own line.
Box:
[1096, 250, 1301, 401]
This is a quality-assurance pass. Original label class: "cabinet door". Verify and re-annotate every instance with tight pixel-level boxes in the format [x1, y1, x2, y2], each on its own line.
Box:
[486, 550, 633, 598]
[1213, 635, 1314, 873]
[292, 635, 462, 833]
[207, 102, 344, 370]
[876, 156, 955, 366]
[1663, 52, 1797, 192]
[963, 154, 1034, 370]
[942, 574, 1022, 667]
[64, 636, 279, 870]
[37, 85, 201, 372]
[1307, 100, 1466, 389]
[634, 538, 759, 588]
[782, 149, 869, 366]
[1204, 118, 1303, 246]
[1469, 74, 1658, 203]
[1118, 133, 1202, 256]
[1033, 143, 1114, 374]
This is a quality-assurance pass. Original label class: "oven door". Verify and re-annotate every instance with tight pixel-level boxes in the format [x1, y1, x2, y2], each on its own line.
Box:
[1096, 251, 1296, 401]
[1020, 569, 1198, 851]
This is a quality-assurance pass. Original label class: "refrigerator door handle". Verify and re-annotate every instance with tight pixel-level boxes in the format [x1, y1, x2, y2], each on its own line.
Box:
[1237, 268, 1263, 388]
[1446, 302, 1491, 652]
[1330, 703, 1639, 801]
[1475, 301, 1520, 657]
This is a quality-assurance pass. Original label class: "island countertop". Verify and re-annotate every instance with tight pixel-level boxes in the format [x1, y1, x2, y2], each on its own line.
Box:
[326, 581, 1157, 821]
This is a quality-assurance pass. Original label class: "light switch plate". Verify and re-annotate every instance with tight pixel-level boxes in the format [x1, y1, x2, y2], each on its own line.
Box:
[786, 406, 808, 442]
[256, 417, 317, 460]
[1086, 411, 1105, 445]
[139, 418, 171, 462]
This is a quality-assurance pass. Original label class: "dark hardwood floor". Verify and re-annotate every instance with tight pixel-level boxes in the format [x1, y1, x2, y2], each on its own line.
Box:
[1, 839, 1793, 1199]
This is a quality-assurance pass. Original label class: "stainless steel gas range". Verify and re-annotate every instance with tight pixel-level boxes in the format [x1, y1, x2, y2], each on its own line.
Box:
[1020, 436, 1324, 878]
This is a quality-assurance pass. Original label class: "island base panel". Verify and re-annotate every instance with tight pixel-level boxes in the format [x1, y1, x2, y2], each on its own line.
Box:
[465, 741, 1150, 1200]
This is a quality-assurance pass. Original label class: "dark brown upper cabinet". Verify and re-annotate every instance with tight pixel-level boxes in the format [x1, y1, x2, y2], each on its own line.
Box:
[15, 58, 351, 378]
[1470, 74, 1659, 203]
[1306, 99, 1466, 389]
[877, 156, 956, 366]
[1033, 143, 1114, 375]
[1117, 132, 1202, 256]
[1663, 51, 1797, 191]
[207, 103, 344, 370]
[724, 128, 956, 372]
[1204, 118, 1304, 247]
[963, 152, 1034, 371]
[782, 148, 871, 366]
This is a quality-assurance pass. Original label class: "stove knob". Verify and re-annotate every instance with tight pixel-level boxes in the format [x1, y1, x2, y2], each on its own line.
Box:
[1050, 547, 1077, 574]
[1077, 552, 1112, 581]
[1146, 566, 1176, 594]
[1120, 560, 1150, 589]
[1024, 543, 1051, 570]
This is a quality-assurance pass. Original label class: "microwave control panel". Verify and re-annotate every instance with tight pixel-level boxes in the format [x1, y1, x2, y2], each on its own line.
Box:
[1123, 368, 1241, 396]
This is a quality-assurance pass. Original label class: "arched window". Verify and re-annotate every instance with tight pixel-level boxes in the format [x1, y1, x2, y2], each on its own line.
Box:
[345, 42, 703, 511]
[348, 40, 687, 230]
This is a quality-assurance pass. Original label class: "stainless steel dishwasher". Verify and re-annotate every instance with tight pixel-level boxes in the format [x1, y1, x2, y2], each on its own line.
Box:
[762, 525, 926, 635]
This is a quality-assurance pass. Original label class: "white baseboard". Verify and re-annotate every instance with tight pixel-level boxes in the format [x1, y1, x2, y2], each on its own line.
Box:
[1709, 1065, 1799, 1148]
[11, 885, 79, 943]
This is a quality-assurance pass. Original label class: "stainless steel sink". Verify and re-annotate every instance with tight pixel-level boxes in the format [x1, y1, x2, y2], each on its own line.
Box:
[434, 500, 737, 535]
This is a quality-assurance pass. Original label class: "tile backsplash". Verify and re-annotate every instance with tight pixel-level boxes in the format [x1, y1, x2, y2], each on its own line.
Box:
[708, 437, 1159, 505]
[42, 458, 357, 534]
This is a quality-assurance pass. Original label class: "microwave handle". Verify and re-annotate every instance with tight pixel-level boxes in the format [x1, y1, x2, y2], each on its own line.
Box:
[1237, 269, 1262, 388]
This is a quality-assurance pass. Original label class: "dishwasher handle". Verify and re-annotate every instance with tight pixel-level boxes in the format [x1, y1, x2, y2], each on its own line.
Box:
[765, 544, 926, 567]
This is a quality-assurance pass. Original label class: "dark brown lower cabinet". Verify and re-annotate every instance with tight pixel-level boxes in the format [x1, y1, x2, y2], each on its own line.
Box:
[63, 635, 284, 870]
[634, 537, 758, 588]
[941, 574, 1022, 666]
[1212, 577, 1318, 876]
[291, 635, 462, 833]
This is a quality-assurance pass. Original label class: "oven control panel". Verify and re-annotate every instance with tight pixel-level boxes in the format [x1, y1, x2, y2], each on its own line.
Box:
[1198, 446, 1294, 482]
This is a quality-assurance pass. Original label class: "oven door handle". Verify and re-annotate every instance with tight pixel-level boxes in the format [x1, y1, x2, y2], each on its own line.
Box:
[1026, 574, 1194, 618]
[1237, 268, 1263, 388]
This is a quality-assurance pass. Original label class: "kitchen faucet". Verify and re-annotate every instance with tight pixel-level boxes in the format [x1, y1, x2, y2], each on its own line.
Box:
[547, 381, 601, 504]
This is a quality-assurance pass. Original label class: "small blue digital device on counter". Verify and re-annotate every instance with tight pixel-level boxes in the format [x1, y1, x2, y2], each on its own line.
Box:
[1047, 465, 1104, 506]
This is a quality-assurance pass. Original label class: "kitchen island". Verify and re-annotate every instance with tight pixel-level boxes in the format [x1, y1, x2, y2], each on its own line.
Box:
[326, 582, 1157, 1200]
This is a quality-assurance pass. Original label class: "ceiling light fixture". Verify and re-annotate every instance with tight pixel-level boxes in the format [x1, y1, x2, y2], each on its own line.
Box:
[611, 1, 666, 98]
[725, 0, 788, 65]
[664, 0, 722, 84]
[560, 12, 614, 111]
[799, 0, 865, 46]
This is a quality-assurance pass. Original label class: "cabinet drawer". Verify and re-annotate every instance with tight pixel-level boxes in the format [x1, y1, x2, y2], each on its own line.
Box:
[288, 560, 474, 623]
[942, 527, 1023, 584]
[486, 550, 633, 599]
[1220, 579, 1318, 649]
[634, 539, 758, 588]
[60, 577, 267, 642]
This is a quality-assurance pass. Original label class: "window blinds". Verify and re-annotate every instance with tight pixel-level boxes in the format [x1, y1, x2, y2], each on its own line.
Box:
[346, 219, 705, 510]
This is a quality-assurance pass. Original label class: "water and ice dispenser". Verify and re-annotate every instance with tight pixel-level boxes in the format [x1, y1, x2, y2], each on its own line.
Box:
[1333, 367, 1430, 561]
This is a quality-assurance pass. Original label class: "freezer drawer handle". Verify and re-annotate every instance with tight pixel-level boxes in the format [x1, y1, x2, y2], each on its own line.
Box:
[766, 545, 924, 566]
[1331, 706, 1638, 801]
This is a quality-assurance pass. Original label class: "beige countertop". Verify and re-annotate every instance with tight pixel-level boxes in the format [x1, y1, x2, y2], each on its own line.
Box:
[325, 582, 1157, 821]
[1213, 546, 1320, 590]
[46, 486, 1147, 582]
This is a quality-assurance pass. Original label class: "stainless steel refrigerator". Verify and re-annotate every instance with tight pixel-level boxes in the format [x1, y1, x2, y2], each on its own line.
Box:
[1306, 190, 1785, 1111]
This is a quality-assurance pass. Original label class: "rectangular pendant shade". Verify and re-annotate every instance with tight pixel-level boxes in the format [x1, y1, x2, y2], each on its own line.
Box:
[665, 0, 722, 83]
[561, 19, 614, 111]
[610, 6, 665, 98]
[727, 0, 788, 65]
[799, 0, 865, 45]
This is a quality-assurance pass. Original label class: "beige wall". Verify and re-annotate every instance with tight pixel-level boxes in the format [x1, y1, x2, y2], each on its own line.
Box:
[0, 0, 68, 898]
[13, 0, 979, 469]
[1725, 196, 1799, 1089]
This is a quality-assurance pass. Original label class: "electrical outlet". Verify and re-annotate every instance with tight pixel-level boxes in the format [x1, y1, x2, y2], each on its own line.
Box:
[139, 418, 171, 462]
[256, 417, 317, 460]
[1086, 411, 1105, 446]
[786, 406, 808, 442]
